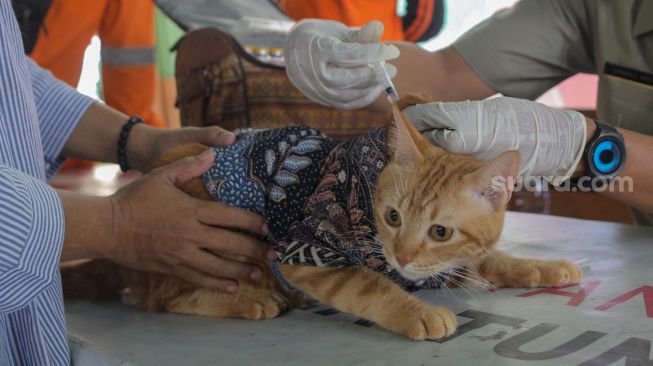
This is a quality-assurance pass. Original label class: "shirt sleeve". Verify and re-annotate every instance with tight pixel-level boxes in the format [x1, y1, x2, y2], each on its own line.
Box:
[452, 0, 596, 100]
[27, 58, 94, 178]
[0, 164, 64, 313]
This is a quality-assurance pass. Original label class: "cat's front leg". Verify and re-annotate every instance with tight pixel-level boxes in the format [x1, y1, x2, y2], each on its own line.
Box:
[473, 249, 582, 288]
[279, 264, 457, 340]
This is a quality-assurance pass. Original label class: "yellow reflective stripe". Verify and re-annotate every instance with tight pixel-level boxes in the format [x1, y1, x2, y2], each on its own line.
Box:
[101, 46, 155, 66]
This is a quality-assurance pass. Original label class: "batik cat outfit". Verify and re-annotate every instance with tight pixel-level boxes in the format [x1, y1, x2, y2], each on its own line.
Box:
[203, 126, 447, 292]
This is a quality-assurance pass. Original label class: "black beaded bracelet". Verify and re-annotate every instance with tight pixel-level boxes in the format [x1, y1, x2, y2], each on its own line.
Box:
[117, 116, 143, 172]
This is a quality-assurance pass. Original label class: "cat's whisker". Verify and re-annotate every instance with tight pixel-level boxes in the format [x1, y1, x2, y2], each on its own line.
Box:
[425, 262, 491, 297]
[455, 249, 505, 291]
[457, 274, 493, 290]
[460, 268, 492, 285]
[338, 232, 498, 295]
[438, 269, 483, 300]
[449, 267, 498, 294]
[468, 275, 500, 294]
[438, 270, 485, 305]
[436, 273, 465, 306]
[447, 266, 484, 285]
[422, 260, 477, 301]
[451, 275, 491, 295]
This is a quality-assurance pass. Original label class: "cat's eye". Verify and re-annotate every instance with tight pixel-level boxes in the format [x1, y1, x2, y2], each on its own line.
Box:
[384, 208, 402, 227]
[429, 225, 453, 241]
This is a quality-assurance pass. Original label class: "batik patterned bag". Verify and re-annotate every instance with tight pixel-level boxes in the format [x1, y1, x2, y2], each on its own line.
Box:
[174, 28, 387, 139]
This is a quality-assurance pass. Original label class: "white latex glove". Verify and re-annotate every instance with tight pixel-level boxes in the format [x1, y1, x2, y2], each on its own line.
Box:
[404, 97, 587, 186]
[285, 19, 400, 110]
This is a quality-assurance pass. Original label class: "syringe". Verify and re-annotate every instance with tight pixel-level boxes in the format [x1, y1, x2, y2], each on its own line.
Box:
[373, 61, 405, 126]
[374, 61, 400, 103]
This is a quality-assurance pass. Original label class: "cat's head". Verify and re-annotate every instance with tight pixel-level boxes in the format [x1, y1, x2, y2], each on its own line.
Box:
[374, 95, 520, 281]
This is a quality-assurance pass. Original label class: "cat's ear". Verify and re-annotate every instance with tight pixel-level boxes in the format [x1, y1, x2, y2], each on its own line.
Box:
[387, 104, 432, 166]
[469, 151, 521, 210]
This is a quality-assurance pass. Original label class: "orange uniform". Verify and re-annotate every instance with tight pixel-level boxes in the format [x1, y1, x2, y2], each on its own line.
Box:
[30, 0, 163, 128]
[279, 0, 440, 42]
[280, 0, 405, 41]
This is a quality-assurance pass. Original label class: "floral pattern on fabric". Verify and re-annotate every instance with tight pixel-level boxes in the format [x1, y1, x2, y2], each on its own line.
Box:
[203, 126, 446, 292]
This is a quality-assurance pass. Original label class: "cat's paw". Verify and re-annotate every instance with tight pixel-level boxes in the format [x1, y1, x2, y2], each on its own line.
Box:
[398, 305, 457, 340]
[517, 259, 582, 288]
[240, 289, 288, 320]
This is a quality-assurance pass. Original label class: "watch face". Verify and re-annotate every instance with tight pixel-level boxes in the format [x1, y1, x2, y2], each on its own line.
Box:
[590, 137, 624, 176]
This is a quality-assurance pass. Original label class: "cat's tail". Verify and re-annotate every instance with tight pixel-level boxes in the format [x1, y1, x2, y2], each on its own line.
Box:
[60, 259, 126, 301]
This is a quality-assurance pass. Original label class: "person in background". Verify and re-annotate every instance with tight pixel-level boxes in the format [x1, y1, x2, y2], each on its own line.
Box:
[284, 0, 653, 224]
[279, 0, 443, 42]
[0, 0, 273, 363]
[30, 0, 163, 128]
[24, 0, 162, 170]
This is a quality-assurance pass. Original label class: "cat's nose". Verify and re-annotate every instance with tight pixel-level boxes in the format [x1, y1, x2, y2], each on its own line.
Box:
[396, 256, 412, 268]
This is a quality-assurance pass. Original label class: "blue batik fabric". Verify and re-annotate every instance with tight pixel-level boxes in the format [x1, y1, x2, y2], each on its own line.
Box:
[203, 126, 446, 292]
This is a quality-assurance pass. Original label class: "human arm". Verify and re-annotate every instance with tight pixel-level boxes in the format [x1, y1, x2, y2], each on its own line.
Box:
[595, 126, 653, 214]
[59, 102, 238, 172]
[284, 19, 491, 111]
[59, 148, 277, 292]
[285, 0, 594, 112]
[28, 57, 238, 173]
[403, 98, 653, 214]
[0, 165, 66, 312]
[27, 55, 274, 292]
[366, 45, 495, 113]
[0, 151, 273, 308]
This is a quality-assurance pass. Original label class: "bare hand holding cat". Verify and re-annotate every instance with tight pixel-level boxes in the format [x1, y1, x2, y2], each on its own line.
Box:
[62, 102, 239, 172]
[126, 124, 238, 172]
[59, 145, 275, 294]
[58, 102, 276, 293]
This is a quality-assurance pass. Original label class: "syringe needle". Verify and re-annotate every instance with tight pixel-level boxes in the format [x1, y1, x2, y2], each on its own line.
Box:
[373, 61, 400, 103]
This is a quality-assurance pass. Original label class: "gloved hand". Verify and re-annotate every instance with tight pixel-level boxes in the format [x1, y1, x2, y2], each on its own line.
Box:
[403, 97, 588, 185]
[285, 19, 400, 110]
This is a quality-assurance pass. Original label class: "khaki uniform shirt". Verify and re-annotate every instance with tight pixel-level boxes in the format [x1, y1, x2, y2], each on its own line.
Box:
[453, 0, 653, 225]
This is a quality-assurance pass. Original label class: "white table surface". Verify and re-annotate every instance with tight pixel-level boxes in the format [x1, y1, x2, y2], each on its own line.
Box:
[65, 212, 653, 366]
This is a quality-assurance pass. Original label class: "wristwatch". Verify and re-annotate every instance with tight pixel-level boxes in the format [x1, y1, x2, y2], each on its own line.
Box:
[576, 119, 626, 189]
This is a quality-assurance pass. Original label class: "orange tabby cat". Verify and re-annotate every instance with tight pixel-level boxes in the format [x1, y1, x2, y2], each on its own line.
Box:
[62, 95, 581, 340]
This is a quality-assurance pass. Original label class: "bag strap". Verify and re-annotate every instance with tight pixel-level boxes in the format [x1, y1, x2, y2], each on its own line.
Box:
[11, 0, 52, 54]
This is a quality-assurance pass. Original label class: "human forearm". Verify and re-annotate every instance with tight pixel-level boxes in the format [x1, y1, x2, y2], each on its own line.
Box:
[60, 102, 158, 171]
[61, 102, 239, 172]
[368, 46, 495, 113]
[31, 54, 234, 173]
[57, 190, 114, 262]
[598, 125, 653, 213]
[283, 20, 495, 112]
[57, 152, 274, 292]
[0, 166, 66, 310]
[571, 117, 652, 213]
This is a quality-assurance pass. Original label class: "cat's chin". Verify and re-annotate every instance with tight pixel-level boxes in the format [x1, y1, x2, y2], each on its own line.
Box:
[396, 268, 427, 281]
[390, 261, 450, 282]
[390, 263, 432, 281]
[384, 250, 443, 281]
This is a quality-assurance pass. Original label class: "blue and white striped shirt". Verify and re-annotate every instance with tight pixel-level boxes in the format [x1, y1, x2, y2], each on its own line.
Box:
[0, 0, 93, 363]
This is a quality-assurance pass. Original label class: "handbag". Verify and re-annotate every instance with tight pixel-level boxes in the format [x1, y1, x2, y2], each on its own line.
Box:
[174, 28, 387, 139]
